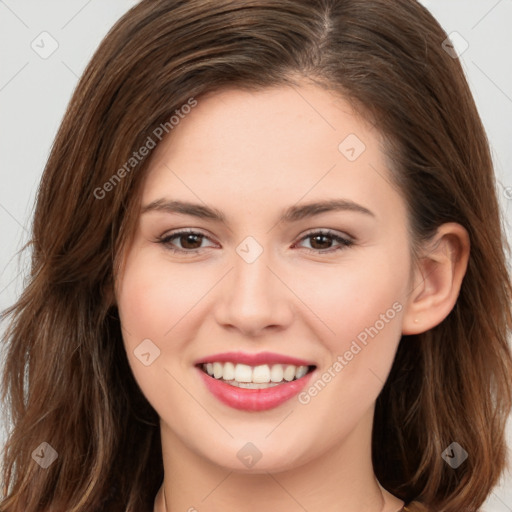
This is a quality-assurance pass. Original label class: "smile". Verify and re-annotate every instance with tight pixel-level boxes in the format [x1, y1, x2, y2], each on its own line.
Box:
[200, 362, 313, 388]
[195, 352, 317, 411]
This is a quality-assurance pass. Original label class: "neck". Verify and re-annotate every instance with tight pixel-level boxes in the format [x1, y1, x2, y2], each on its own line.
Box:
[153, 408, 404, 512]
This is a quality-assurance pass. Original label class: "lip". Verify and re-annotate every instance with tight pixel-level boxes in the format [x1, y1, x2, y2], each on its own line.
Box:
[194, 351, 315, 367]
[197, 367, 314, 411]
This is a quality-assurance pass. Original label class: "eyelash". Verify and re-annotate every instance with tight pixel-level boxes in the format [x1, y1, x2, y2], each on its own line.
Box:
[156, 229, 354, 255]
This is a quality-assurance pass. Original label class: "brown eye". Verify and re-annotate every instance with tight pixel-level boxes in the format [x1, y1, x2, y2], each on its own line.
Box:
[309, 233, 334, 250]
[158, 230, 215, 253]
[176, 233, 204, 250]
[296, 230, 353, 253]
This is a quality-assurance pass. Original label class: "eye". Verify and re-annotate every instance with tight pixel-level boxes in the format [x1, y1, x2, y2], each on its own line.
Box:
[156, 228, 354, 255]
[294, 230, 354, 253]
[157, 229, 216, 254]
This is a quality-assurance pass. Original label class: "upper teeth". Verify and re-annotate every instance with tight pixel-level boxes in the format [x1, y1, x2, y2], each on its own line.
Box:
[203, 362, 309, 383]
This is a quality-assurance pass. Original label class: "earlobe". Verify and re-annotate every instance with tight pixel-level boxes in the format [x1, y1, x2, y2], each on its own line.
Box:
[402, 223, 470, 335]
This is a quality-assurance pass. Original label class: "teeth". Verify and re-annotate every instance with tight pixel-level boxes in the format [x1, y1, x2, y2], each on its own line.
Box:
[213, 362, 223, 379]
[223, 361, 235, 380]
[202, 362, 311, 385]
[253, 364, 270, 383]
[270, 364, 283, 382]
[283, 365, 296, 381]
[234, 381, 281, 389]
[234, 364, 252, 382]
[295, 365, 308, 379]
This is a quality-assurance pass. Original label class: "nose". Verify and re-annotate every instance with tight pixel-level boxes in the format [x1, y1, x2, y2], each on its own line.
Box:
[214, 245, 294, 337]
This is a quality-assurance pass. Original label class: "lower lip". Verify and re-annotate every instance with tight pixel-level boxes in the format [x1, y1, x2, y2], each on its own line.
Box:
[197, 367, 314, 411]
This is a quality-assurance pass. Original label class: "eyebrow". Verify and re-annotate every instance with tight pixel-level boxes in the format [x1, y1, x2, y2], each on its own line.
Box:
[141, 198, 375, 223]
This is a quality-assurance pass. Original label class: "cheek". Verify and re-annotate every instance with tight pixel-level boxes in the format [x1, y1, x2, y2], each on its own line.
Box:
[115, 252, 184, 398]
[116, 250, 209, 346]
[290, 248, 408, 349]
[290, 245, 409, 415]
[115, 252, 192, 414]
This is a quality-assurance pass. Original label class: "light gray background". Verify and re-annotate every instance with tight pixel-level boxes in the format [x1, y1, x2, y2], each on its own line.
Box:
[0, 1, 511, 510]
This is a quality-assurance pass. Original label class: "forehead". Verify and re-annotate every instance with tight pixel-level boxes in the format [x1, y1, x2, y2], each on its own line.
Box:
[138, 83, 405, 232]
[146, 85, 385, 181]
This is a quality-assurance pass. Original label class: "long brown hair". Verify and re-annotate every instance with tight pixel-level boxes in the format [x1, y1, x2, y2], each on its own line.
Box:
[1, 1, 511, 510]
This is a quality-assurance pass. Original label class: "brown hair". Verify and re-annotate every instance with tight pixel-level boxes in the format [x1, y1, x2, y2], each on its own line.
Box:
[1, 0, 511, 511]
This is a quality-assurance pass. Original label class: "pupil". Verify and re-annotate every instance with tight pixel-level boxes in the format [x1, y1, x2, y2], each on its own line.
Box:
[182, 234, 202, 249]
[311, 235, 331, 249]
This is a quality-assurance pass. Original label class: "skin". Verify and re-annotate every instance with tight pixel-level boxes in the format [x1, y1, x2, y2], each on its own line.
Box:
[114, 81, 470, 512]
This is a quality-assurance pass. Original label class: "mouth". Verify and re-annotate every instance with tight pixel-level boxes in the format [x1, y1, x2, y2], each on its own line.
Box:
[194, 353, 317, 411]
[198, 361, 316, 389]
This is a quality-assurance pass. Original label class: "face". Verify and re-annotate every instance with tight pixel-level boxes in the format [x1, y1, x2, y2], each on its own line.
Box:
[115, 82, 415, 473]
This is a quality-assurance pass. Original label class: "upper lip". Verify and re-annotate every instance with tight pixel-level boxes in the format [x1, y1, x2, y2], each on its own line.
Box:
[195, 351, 316, 367]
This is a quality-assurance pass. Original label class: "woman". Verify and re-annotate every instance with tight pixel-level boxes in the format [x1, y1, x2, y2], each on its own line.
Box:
[1, 1, 511, 511]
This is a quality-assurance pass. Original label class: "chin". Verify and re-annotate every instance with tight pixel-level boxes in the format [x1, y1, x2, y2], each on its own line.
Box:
[198, 437, 313, 474]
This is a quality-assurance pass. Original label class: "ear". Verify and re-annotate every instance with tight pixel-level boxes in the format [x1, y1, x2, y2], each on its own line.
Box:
[402, 222, 470, 335]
